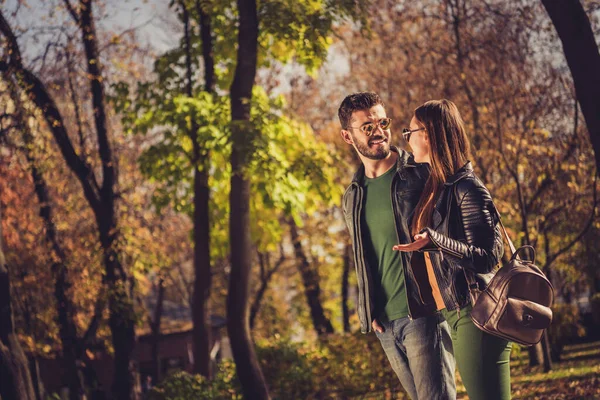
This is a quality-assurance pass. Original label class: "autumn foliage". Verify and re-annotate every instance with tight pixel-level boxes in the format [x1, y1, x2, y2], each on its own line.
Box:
[1, 0, 599, 399]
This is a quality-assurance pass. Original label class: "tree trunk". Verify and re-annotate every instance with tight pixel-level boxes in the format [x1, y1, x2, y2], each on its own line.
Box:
[528, 342, 543, 367]
[540, 331, 552, 372]
[227, 0, 270, 398]
[197, 0, 216, 93]
[342, 243, 352, 333]
[288, 219, 334, 336]
[0, 205, 37, 400]
[150, 276, 165, 383]
[29, 357, 45, 400]
[1, 4, 137, 397]
[78, 2, 136, 397]
[4, 69, 85, 400]
[541, 0, 600, 173]
[178, 0, 214, 378]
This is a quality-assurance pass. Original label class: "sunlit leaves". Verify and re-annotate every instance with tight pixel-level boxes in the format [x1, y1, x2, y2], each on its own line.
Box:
[116, 73, 340, 257]
[180, 0, 366, 87]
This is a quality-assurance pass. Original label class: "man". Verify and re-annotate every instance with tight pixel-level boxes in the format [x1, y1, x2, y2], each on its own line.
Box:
[339, 92, 455, 399]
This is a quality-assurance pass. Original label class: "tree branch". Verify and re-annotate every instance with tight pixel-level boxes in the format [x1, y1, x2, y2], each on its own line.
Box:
[63, 0, 81, 24]
[249, 245, 285, 329]
[544, 173, 598, 269]
[0, 10, 102, 212]
[76, 0, 114, 205]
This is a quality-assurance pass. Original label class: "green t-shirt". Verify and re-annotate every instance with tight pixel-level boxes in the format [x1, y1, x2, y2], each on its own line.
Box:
[361, 165, 409, 322]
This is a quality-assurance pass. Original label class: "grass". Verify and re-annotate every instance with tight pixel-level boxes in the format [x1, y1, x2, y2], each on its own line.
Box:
[507, 341, 600, 400]
[355, 340, 600, 399]
[455, 340, 600, 400]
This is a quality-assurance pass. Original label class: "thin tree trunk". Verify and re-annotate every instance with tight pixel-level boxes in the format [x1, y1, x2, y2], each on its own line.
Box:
[150, 276, 165, 383]
[446, 0, 488, 181]
[528, 342, 543, 367]
[0, 4, 136, 397]
[227, 0, 270, 398]
[342, 243, 352, 333]
[540, 331, 552, 372]
[288, 218, 334, 336]
[494, 85, 540, 367]
[192, 64, 213, 375]
[178, 0, 214, 378]
[541, 0, 600, 174]
[4, 70, 85, 400]
[197, 0, 216, 93]
[29, 357, 45, 400]
[0, 205, 37, 400]
[250, 250, 285, 329]
[31, 166, 85, 400]
[78, 2, 136, 397]
[249, 278, 270, 330]
[1, 67, 84, 399]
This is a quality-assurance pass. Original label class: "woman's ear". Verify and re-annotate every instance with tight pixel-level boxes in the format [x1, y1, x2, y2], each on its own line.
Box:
[340, 130, 354, 145]
[421, 129, 429, 144]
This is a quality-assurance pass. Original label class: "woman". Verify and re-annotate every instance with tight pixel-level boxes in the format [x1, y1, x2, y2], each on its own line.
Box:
[393, 99, 512, 400]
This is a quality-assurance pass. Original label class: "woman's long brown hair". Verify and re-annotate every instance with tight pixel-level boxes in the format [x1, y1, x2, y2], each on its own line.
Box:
[411, 99, 473, 237]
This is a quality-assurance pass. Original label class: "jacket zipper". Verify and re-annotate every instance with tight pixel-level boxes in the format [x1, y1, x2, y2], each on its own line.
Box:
[429, 234, 464, 259]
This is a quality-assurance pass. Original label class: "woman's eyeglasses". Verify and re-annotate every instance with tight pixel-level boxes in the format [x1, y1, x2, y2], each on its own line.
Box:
[402, 127, 424, 142]
[348, 118, 392, 136]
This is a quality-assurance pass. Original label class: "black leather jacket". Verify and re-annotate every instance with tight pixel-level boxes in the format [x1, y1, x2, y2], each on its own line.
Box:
[421, 162, 504, 312]
[343, 147, 437, 333]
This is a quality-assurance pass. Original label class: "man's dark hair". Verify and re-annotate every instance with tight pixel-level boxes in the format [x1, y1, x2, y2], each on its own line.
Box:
[338, 92, 384, 130]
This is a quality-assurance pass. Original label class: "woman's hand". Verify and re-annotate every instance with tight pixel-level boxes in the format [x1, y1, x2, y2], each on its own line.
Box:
[393, 231, 432, 252]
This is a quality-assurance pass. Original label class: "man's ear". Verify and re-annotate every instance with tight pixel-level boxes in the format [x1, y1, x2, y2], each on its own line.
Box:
[340, 129, 354, 145]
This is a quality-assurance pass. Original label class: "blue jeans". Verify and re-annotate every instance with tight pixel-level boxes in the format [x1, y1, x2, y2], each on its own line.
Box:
[375, 313, 456, 400]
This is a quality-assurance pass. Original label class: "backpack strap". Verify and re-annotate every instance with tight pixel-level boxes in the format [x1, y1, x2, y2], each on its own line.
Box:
[494, 210, 517, 255]
[464, 203, 514, 299]
[494, 208, 539, 263]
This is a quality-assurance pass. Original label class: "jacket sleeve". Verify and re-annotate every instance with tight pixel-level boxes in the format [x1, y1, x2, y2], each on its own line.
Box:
[342, 188, 353, 234]
[422, 183, 503, 274]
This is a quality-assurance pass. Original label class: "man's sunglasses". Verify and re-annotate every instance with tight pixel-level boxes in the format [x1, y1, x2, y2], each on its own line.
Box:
[402, 127, 425, 142]
[348, 118, 392, 136]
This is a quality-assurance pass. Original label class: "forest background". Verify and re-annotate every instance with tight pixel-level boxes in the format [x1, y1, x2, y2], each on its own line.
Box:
[1, 0, 600, 399]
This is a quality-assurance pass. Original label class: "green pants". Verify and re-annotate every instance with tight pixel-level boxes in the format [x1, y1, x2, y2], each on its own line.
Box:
[441, 304, 512, 400]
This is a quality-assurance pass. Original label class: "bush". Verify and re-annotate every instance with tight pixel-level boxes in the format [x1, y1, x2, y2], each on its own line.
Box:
[258, 333, 402, 399]
[309, 333, 402, 398]
[146, 333, 405, 399]
[146, 361, 240, 400]
[548, 303, 586, 361]
[256, 337, 317, 398]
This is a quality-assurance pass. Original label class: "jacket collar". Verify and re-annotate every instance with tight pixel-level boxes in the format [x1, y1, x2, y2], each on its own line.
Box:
[351, 146, 418, 184]
[443, 161, 473, 186]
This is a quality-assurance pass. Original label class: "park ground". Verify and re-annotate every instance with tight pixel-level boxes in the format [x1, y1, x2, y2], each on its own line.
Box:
[506, 341, 600, 400]
[362, 340, 600, 400]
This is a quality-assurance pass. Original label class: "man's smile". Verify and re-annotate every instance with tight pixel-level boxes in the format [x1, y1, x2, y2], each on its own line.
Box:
[369, 136, 388, 146]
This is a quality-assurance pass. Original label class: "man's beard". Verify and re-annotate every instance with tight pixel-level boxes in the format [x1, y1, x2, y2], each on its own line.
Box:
[354, 134, 390, 160]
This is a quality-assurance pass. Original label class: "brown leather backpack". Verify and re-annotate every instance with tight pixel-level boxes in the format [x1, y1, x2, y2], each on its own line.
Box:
[467, 215, 554, 346]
